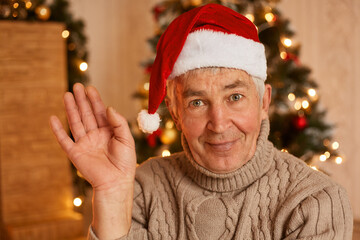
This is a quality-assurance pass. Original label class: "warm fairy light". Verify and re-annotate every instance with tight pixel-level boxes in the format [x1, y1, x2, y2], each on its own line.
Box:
[332, 141, 339, 150]
[283, 38, 292, 47]
[323, 139, 330, 146]
[335, 157, 343, 164]
[39, 7, 48, 16]
[26, 1, 32, 9]
[73, 197, 82, 207]
[310, 166, 318, 171]
[308, 88, 317, 97]
[144, 82, 150, 91]
[302, 100, 309, 109]
[281, 149, 288, 152]
[165, 120, 174, 129]
[319, 154, 327, 162]
[324, 151, 331, 159]
[13, 2, 19, 8]
[62, 30, 70, 38]
[264, 12, 275, 22]
[294, 100, 302, 110]
[280, 51, 287, 59]
[79, 62, 88, 71]
[288, 93, 295, 101]
[162, 150, 171, 157]
[245, 13, 254, 22]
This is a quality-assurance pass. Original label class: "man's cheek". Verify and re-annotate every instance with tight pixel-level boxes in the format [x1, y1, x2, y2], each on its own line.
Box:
[183, 116, 205, 135]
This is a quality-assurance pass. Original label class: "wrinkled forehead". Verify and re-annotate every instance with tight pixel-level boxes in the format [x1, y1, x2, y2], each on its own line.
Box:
[172, 67, 252, 87]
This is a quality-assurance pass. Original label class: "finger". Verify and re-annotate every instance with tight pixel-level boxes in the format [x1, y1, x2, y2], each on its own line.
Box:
[73, 83, 98, 132]
[49, 115, 75, 154]
[64, 92, 86, 141]
[106, 107, 135, 149]
[86, 86, 109, 128]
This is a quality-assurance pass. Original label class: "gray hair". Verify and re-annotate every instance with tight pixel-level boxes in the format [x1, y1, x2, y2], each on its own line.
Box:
[166, 68, 265, 118]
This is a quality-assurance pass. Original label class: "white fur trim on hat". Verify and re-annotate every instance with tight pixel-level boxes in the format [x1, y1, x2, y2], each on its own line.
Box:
[169, 30, 267, 81]
[137, 110, 161, 134]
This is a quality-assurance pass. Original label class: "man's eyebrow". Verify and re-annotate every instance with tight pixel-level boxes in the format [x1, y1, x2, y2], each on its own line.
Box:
[182, 79, 250, 98]
[182, 89, 206, 98]
[224, 80, 250, 90]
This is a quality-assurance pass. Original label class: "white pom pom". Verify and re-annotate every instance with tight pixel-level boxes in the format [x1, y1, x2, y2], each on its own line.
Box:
[137, 110, 161, 134]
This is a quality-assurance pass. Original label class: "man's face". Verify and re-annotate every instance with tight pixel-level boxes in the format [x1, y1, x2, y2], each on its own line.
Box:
[170, 68, 271, 174]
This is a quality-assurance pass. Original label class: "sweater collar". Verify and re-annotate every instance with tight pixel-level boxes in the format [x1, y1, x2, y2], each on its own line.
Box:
[181, 119, 274, 192]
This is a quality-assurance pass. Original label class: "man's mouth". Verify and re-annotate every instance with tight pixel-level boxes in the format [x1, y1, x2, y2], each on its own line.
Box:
[205, 139, 238, 151]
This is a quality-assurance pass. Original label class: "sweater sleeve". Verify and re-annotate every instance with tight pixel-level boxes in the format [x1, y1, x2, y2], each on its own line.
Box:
[87, 180, 150, 240]
[283, 185, 353, 240]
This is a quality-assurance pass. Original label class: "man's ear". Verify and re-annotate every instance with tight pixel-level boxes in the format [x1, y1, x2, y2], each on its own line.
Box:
[165, 97, 181, 131]
[261, 84, 272, 120]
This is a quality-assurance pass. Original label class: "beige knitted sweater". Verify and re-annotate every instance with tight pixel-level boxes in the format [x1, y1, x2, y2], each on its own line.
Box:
[89, 120, 353, 239]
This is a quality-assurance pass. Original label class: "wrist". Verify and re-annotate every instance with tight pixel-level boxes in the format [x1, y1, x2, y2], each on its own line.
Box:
[92, 182, 134, 239]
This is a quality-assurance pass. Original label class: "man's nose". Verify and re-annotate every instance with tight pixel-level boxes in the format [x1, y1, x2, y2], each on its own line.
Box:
[206, 104, 231, 133]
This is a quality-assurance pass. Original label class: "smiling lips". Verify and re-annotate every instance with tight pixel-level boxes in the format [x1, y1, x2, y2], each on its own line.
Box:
[205, 139, 239, 152]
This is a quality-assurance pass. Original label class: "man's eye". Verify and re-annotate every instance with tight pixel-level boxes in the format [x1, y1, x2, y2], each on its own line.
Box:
[190, 99, 204, 107]
[230, 94, 242, 101]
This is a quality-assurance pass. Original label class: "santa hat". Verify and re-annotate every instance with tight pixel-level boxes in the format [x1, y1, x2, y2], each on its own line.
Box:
[137, 3, 267, 134]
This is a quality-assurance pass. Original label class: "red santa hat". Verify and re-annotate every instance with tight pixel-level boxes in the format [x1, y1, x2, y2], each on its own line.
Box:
[137, 3, 267, 134]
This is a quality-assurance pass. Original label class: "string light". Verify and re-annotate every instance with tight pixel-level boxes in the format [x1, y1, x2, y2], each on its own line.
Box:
[324, 151, 331, 159]
[294, 100, 302, 110]
[245, 13, 254, 22]
[264, 12, 275, 22]
[332, 141, 339, 150]
[62, 30, 70, 39]
[308, 88, 316, 97]
[302, 100, 309, 109]
[323, 139, 330, 146]
[288, 93, 295, 101]
[143, 82, 149, 91]
[335, 157, 343, 164]
[79, 62, 88, 71]
[13, 2, 19, 8]
[165, 120, 174, 129]
[280, 51, 287, 59]
[281, 149, 288, 152]
[73, 197, 82, 207]
[319, 154, 327, 162]
[26, 1, 32, 9]
[162, 150, 171, 157]
[282, 38, 292, 47]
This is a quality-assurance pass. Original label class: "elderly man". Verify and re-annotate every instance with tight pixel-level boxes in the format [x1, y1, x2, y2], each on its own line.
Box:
[50, 4, 353, 240]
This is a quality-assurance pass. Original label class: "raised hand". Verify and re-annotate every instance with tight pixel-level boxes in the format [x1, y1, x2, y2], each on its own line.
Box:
[49, 83, 137, 191]
[50, 83, 136, 238]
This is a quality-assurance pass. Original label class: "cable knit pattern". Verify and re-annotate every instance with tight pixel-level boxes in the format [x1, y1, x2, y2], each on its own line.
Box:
[88, 119, 353, 240]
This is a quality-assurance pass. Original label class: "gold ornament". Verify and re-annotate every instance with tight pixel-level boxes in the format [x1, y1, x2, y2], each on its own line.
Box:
[190, 0, 202, 6]
[160, 128, 178, 145]
[35, 5, 51, 21]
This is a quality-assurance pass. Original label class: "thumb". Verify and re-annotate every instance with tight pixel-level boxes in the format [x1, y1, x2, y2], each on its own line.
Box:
[106, 107, 134, 145]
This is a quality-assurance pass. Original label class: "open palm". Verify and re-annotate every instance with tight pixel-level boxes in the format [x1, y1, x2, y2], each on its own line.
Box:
[50, 83, 136, 191]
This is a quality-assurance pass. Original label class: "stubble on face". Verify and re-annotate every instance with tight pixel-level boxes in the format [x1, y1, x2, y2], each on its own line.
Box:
[171, 68, 267, 174]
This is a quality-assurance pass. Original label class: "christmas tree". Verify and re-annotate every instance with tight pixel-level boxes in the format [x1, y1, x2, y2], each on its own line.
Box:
[132, 0, 343, 171]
